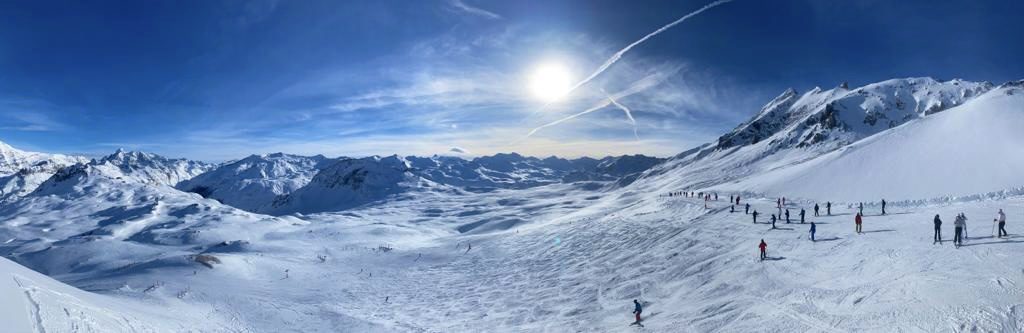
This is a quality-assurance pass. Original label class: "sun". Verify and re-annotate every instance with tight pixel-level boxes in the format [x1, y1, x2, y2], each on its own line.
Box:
[528, 62, 573, 102]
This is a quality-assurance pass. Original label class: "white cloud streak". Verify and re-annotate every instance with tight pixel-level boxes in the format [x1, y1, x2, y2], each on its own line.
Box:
[543, 0, 734, 109]
[448, 0, 501, 19]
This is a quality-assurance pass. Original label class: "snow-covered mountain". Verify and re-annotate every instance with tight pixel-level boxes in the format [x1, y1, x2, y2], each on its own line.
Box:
[0, 141, 88, 201]
[0, 141, 86, 176]
[634, 77, 1023, 201]
[177, 153, 333, 211]
[408, 153, 662, 190]
[263, 155, 449, 215]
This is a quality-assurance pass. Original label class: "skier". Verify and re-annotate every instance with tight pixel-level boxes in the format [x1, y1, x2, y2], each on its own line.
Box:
[881, 199, 887, 215]
[782, 197, 786, 207]
[855, 213, 863, 234]
[745, 203, 750, 215]
[730, 195, 734, 203]
[752, 210, 759, 224]
[736, 195, 741, 205]
[960, 213, 968, 239]
[759, 239, 767, 261]
[771, 214, 777, 229]
[777, 198, 781, 208]
[809, 222, 817, 241]
[730, 204, 735, 213]
[997, 209, 1008, 238]
[631, 299, 643, 326]
[933, 214, 943, 244]
[858, 202, 864, 216]
[714, 193, 718, 201]
[814, 203, 820, 217]
[800, 208, 806, 224]
[785, 209, 791, 224]
[827, 202, 832, 215]
[953, 214, 965, 248]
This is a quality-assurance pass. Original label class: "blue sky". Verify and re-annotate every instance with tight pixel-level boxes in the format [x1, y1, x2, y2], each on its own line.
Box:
[1, 0, 1022, 161]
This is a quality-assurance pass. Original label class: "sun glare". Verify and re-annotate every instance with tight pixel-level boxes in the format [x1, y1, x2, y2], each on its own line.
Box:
[528, 62, 573, 102]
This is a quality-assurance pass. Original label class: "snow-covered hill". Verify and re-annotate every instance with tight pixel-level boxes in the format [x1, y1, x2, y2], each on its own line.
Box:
[633, 78, 1012, 199]
[177, 153, 333, 211]
[713, 80, 1024, 201]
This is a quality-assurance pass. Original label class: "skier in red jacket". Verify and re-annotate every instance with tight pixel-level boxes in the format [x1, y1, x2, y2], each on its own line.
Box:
[758, 239, 767, 260]
[855, 213, 863, 234]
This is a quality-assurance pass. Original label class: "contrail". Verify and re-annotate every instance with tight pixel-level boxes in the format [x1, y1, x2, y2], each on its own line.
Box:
[540, 0, 733, 110]
[606, 92, 639, 140]
[525, 67, 679, 139]
[525, 100, 612, 138]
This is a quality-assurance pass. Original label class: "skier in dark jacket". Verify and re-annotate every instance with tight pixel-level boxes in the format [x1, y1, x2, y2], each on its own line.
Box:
[752, 210, 759, 224]
[953, 215, 965, 248]
[736, 195, 741, 205]
[632, 299, 643, 324]
[827, 202, 832, 215]
[785, 209, 791, 224]
[814, 203, 820, 217]
[933, 214, 942, 243]
[759, 239, 767, 260]
[771, 214, 777, 229]
[800, 208, 806, 224]
[881, 199, 887, 215]
[745, 203, 750, 215]
[997, 209, 1008, 238]
[809, 222, 817, 241]
[858, 202, 864, 216]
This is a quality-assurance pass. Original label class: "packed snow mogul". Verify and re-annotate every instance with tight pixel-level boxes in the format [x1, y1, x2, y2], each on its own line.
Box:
[934, 214, 943, 243]
[631, 299, 643, 325]
[809, 222, 817, 241]
[855, 213, 863, 234]
[759, 239, 768, 260]
[996, 209, 1008, 237]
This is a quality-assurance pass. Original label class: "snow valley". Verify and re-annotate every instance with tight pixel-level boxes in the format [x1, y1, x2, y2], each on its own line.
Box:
[2, 77, 1024, 332]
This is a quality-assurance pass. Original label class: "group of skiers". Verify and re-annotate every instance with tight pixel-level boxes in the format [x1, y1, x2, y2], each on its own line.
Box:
[636, 193, 1015, 324]
[930, 209, 1011, 248]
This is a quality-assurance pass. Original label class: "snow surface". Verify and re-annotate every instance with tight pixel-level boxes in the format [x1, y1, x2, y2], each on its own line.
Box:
[0, 77, 1022, 332]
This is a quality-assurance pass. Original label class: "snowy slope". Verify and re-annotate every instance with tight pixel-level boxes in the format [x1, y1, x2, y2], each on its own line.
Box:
[633, 78, 1002, 196]
[714, 81, 1024, 201]
[177, 153, 333, 211]
[0, 255, 239, 332]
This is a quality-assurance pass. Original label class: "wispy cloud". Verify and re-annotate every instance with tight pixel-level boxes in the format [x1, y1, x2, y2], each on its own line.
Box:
[447, 0, 501, 20]
[0, 99, 69, 132]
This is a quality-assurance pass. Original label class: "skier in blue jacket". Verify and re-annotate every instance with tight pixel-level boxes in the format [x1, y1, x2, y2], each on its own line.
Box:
[632, 299, 643, 325]
[809, 222, 817, 241]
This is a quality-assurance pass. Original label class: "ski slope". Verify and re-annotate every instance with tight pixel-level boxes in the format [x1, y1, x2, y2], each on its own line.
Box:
[0, 78, 1023, 332]
[716, 86, 1024, 201]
